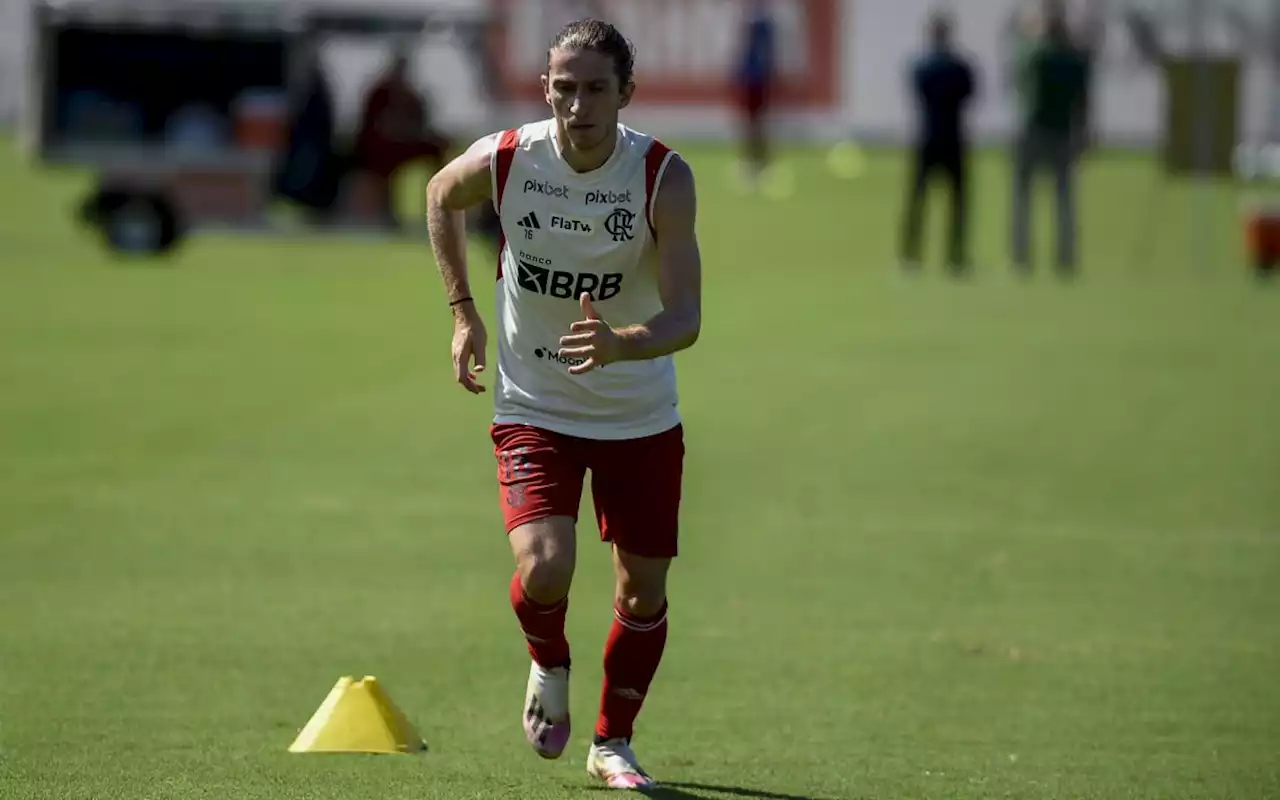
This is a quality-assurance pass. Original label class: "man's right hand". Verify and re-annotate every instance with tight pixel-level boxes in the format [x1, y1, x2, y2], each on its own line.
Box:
[451, 306, 488, 394]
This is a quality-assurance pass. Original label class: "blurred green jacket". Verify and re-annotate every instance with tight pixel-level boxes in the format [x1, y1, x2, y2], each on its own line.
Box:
[1016, 38, 1091, 135]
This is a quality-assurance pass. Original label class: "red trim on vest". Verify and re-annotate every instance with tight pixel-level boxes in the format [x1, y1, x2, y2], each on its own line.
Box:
[644, 139, 672, 241]
[494, 128, 519, 281]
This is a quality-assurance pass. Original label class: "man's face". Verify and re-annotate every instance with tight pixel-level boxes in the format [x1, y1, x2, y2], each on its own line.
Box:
[542, 48, 633, 152]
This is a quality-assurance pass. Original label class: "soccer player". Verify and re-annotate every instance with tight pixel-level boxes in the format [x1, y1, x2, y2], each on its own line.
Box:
[423, 18, 702, 791]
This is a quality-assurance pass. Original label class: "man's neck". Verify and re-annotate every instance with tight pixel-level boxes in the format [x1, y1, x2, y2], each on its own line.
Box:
[556, 125, 617, 174]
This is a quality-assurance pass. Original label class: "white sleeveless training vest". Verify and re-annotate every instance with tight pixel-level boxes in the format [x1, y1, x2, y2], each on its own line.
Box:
[488, 119, 680, 441]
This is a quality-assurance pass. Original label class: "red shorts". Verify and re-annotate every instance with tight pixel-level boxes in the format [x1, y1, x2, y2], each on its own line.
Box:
[491, 423, 685, 559]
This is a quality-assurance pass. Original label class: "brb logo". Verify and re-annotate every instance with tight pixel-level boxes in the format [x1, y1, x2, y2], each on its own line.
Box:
[517, 252, 623, 300]
[586, 189, 632, 206]
[524, 179, 570, 198]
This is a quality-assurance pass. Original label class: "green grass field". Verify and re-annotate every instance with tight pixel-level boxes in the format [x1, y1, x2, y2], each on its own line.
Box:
[2, 137, 1278, 800]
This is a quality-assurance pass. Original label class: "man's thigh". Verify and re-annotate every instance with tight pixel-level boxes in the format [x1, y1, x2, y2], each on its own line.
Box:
[587, 424, 685, 559]
[491, 424, 588, 533]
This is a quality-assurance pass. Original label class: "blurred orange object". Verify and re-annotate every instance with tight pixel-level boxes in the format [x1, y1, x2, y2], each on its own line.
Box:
[233, 91, 289, 152]
[1245, 207, 1280, 271]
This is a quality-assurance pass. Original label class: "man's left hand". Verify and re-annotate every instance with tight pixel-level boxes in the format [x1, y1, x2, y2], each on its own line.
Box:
[558, 293, 620, 375]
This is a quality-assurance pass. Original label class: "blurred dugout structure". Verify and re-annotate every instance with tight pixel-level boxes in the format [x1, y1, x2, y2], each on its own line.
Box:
[1108, 0, 1280, 276]
[993, 0, 1280, 276]
[19, 0, 501, 257]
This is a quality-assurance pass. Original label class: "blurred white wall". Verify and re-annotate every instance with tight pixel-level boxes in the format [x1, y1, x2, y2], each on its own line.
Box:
[850, 0, 1277, 147]
[0, 0, 32, 125]
[2, 0, 1276, 147]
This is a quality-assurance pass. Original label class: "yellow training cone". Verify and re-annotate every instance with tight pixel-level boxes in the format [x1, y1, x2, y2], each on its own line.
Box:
[827, 140, 867, 180]
[288, 676, 426, 754]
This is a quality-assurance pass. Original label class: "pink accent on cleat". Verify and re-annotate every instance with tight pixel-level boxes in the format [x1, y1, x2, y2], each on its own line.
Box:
[523, 662, 571, 759]
[587, 738, 657, 790]
[600, 771, 655, 790]
[524, 709, 571, 760]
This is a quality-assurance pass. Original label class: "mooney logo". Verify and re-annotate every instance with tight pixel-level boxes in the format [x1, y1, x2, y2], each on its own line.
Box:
[517, 211, 541, 240]
[586, 189, 632, 206]
[517, 260, 623, 300]
[551, 215, 593, 235]
[534, 347, 587, 367]
[524, 179, 570, 198]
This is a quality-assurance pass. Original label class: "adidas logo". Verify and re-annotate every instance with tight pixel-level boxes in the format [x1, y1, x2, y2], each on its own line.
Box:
[517, 212, 541, 239]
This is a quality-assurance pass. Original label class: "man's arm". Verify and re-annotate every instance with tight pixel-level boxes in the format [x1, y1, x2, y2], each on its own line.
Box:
[425, 132, 499, 392]
[425, 133, 498, 311]
[614, 155, 702, 361]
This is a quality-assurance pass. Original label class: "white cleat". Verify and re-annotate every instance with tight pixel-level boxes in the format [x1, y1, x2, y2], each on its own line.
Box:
[587, 738, 657, 790]
[523, 661, 570, 759]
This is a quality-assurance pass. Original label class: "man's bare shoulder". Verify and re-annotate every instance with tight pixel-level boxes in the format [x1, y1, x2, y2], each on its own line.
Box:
[657, 152, 695, 193]
[457, 131, 505, 173]
[652, 152, 697, 231]
[428, 131, 510, 208]
[470, 130, 506, 153]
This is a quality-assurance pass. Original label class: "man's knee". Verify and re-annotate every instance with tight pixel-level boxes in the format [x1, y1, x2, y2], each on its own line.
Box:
[511, 516, 576, 603]
[613, 548, 670, 618]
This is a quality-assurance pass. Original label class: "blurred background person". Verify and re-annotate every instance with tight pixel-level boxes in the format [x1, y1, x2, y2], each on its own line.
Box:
[734, 0, 777, 191]
[899, 9, 977, 276]
[274, 53, 341, 222]
[1010, 0, 1092, 278]
[353, 51, 452, 227]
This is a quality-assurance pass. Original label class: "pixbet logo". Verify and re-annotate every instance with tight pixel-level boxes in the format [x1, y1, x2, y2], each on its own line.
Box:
[524, 179, 570, 198]
[534, 347, 587, 368]
[517, 260, 623, 300]
[586, 189, 632, 205]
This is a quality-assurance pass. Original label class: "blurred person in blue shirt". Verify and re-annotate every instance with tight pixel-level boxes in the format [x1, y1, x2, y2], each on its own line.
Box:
[899, 9, 977, 275]
[735, 1, 776, 188]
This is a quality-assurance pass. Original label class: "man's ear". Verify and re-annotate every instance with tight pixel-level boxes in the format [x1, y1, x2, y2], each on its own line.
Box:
[541, 74, 552, 108]
[619, 80, 636, 110]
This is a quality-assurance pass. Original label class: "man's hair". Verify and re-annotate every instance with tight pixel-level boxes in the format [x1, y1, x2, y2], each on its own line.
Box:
[548, 19, 636, 86]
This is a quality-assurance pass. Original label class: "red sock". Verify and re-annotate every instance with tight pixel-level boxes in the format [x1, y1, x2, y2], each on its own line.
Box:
[595, 601, 668, 741]
[509, 571, 570, 669]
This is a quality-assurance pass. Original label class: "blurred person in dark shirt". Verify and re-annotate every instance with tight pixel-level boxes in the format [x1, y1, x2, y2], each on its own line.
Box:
[1010, 0, 1091, 276]
[899, 10, 977, 275]
[354, 52, 452, 225]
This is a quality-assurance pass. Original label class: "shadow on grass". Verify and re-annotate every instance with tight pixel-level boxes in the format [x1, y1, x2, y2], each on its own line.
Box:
[594, 781, 842, 800]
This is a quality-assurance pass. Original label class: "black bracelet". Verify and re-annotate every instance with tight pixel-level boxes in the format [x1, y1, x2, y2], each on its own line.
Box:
[449, 297, 474, 307]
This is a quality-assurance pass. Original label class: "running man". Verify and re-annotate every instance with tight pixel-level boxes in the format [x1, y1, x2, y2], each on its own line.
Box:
[424, 18, 702, 791]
